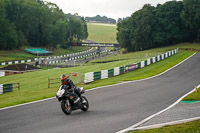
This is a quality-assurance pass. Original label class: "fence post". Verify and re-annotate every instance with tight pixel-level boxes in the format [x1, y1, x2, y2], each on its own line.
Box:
[48, 78, 50, 88]
[18, 83, 20, 90]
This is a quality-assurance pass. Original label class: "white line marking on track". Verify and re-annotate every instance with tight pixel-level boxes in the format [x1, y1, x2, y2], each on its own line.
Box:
[132, 116, 200, 131]
[0, 97, 55, 111]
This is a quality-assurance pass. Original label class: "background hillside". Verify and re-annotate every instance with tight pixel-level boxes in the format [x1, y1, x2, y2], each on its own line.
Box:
[87, 23, 117, 43]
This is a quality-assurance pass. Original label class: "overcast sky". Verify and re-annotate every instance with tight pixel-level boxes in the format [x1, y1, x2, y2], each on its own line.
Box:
[45, 0, 180, 20]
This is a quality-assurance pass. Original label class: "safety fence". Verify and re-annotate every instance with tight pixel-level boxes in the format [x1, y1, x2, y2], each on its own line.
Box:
[0, 83, 20, 94]
[84, 49, 178, 83]
[48, 72, 83, 88]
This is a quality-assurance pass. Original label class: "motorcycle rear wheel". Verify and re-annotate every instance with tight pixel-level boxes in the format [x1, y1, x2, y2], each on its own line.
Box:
[61, 100, 72, 115]
[81, 96, 89, 111]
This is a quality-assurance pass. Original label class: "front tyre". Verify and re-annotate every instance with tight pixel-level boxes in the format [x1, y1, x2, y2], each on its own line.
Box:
[81, 96, 89, 111]
[61, 100, 72, 115]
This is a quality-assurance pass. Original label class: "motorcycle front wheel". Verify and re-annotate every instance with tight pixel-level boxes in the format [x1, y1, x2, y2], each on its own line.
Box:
[61, 99, 72, 115]
[81, 96, 89, 111]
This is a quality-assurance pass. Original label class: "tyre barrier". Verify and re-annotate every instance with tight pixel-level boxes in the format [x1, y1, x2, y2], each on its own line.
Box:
[84, 49, 178, 83]
[0, 84, 13, 94]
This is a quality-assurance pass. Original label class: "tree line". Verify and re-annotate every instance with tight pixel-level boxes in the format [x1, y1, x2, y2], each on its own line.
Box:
[117, 0, 200, 52]
[0, 0, 88, 50]
[85, 15, 116, 24]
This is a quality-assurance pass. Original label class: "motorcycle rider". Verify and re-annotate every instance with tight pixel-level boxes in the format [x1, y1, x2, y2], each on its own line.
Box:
[60, 74, 83, 101]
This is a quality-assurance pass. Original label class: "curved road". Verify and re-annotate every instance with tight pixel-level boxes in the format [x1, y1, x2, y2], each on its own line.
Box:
[0, 53, 200, 133]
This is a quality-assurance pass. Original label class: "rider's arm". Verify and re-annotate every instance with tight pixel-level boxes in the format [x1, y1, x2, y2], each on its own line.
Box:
[69, 79, 76, 89]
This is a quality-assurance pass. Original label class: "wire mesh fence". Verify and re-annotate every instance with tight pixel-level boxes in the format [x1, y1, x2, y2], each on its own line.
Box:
[48, 72, 84, 88]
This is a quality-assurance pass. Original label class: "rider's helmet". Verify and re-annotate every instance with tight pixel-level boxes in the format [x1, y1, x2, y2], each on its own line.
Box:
[60, 74, 68, 85]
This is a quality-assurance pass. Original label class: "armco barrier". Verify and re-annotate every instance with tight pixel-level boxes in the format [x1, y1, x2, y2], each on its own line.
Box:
[84, 49, 178, 84]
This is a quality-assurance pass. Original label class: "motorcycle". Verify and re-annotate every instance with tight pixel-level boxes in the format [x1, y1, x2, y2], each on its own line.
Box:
[56, 85, 89, 115]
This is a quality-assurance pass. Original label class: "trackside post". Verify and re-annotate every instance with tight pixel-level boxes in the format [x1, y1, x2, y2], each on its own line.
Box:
[195, 86, 198, 93]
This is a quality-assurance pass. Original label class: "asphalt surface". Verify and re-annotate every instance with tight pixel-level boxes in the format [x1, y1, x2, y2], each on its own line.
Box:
[0, 53, 200, 133]
[62, 49, 118, 65]
[139, 102, 200, 128]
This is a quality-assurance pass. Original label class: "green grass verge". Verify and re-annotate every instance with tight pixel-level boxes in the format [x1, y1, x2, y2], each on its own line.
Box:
[87, 23, 117, 43]
[182, 92, 200, 101]
[129, 120, 200, 133]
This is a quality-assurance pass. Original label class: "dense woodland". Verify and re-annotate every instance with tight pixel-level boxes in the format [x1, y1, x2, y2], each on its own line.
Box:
[117, 0, 200, 52]
[0, 0, 88, 50]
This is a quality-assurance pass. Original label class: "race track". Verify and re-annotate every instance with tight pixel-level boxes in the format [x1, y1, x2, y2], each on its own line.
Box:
[0, 53, 200, 133]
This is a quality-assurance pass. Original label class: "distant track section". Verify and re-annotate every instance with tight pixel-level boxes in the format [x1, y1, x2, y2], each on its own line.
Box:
[71, 42, 120, 47]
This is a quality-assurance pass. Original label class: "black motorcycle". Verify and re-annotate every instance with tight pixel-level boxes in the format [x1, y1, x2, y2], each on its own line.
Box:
[56, 86, 89, 115]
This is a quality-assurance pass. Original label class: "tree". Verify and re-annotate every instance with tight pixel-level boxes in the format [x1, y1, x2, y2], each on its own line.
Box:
[82, 17, 88, 39]
[0, 0, 88, 50]
[0, 0, 20, 50]
[117, 4, 156, 51]
[66, 17, 85, 44]
[85, 15, 116, 24]
[131, 4, 156, 50]
[49, 20, 67, 50]
[181, 0, 200, 42]
[116, 1, 197, 52]
[117, 18, 122, 23]
[153, 1, 186, 47]
[116, 18, 131, 51]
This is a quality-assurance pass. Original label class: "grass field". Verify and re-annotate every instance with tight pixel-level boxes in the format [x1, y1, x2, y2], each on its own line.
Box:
[87, 23, 117, 43]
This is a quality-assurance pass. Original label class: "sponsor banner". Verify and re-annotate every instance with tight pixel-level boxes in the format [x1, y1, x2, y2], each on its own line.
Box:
[126, 64, 138, 72]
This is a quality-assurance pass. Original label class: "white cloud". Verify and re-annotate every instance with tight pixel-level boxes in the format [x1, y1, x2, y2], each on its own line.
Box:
[44, 0, 181, 20]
